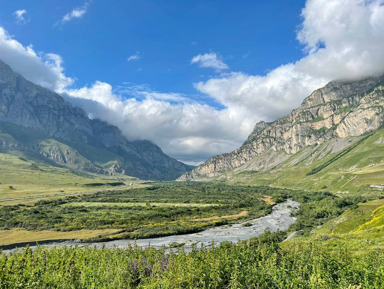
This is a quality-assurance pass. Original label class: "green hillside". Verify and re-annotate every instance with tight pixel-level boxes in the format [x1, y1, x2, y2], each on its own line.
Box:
[229, 127, 384, 195]
[0, 152, 136, 206]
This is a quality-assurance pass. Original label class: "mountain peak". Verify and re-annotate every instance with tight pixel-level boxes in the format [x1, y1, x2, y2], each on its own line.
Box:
[180, 75, 384, 180]
[0, 59, 192, 180]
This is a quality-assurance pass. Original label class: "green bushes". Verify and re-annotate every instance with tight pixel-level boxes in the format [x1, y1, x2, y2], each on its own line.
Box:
[0, 183, 283, 239]
[286, 190, 364, 234]
[0, 183, 363, 240]
[1, 231, 383, 288]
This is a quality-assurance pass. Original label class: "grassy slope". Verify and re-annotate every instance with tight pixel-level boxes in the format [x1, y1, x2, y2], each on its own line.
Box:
[229, 127, 384, 195]
[284, 198, 384, 255]
[0, 152, 137, 206]
[0, 121, 122, 172]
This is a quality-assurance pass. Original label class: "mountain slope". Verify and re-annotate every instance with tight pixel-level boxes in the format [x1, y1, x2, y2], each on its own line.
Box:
[0, 60, 192, 180]
[180, 75, 384, 187]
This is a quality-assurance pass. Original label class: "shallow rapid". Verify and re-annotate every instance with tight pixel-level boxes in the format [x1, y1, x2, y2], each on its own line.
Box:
[3, 199, 299, 253]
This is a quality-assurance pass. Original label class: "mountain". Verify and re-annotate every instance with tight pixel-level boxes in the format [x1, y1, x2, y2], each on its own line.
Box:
[179, 74, 384, 190]
[0, 60, 192, 180]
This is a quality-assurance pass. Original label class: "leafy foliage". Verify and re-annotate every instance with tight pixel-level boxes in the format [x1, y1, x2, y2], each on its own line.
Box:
[0, 183, 282, 239]
[1, 231, 383, 288]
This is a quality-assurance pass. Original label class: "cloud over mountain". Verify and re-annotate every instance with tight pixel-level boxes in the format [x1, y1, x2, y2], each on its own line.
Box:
[1, 0, 384, 164]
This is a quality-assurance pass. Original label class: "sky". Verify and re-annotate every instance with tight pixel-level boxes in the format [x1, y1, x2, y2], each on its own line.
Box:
[0, 0, 384, 165]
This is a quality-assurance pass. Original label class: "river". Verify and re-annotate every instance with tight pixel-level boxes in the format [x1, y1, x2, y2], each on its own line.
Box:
[3, 199, 299, 253]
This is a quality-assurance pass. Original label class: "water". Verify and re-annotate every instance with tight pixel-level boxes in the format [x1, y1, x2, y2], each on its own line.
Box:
[4, 199, 299, 253]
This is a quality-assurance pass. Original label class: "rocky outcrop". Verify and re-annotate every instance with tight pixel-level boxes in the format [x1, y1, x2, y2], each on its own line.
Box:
[0, 60, 192, 180]
[180, 75, 384, 180]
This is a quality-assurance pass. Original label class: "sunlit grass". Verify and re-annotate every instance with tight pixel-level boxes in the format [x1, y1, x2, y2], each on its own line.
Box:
[0, 152, 140, 205]
[62, 202, 221, 208]
[0, 228, 122, 246]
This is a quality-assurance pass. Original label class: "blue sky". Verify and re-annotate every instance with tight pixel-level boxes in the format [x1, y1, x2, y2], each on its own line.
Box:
[0, 0, 304, 97]
[0, 0, 384, 164]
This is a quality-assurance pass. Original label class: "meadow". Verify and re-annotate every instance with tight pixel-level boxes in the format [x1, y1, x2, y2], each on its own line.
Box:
[0, 152, 136, 206]
[0, 183, 284, 245]
[0, 181, 364, 247]
[0, 164, 382, 288]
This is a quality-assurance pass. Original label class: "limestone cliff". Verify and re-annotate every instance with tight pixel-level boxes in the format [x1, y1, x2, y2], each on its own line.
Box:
[180, 75, 384, 180]
[0, 60, 192, 180]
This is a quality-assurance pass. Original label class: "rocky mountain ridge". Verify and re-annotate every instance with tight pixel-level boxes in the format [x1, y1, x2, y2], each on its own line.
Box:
[180, 75, 384, 180]
[0, 60, 192, 180]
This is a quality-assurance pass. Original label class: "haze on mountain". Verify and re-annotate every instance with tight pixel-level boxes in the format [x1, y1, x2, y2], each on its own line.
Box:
[0, 60, 192, 180]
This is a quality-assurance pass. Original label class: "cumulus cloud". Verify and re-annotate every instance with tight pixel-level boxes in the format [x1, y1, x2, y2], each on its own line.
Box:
[191, 52, 229, 71]
[13, 9, 27, 24]
[60, 2, 90, 24]
[1, 0, 384, 164]
[127, 53, 141, 62]
[64, 81, 251, 163]
[0, 27, 73, 92]
[195, 0, 384, 124]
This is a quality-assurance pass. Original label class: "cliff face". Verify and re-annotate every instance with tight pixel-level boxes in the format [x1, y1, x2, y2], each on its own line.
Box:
[180, 75, 384, 180]
[0, 60, 192, 180]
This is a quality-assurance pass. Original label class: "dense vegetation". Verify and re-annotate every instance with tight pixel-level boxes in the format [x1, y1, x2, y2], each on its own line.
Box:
[0, 182, 376, 288]
[0, 183, 286, 240]
[0, 182, 364, 242]
[1, 231, 383, 288]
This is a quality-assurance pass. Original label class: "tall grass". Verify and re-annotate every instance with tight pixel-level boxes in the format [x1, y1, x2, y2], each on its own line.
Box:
[1, 231, 383, 288]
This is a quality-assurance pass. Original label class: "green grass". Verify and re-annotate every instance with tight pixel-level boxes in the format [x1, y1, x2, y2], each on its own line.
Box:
[2, 231, 384, 288]
[315, 198, 384, 235]
[306, 132, 372, 176]
[230, 127, 384, 194]
[62, 202, 221, 208]
[286, 197, 384, 257]
[0, 183, 281, 241]
[0, 181, 359, 243]
[0, 152, 137, 205]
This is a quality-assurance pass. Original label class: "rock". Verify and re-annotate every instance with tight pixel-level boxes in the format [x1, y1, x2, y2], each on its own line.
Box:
[0, 59, 192, 180]
[180, 75, 384, 180]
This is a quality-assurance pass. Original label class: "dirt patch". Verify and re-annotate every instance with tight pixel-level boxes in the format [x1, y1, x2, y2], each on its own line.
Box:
[261, 195, 276, 205]
[193, 210, 248, 221]
[0, 228, 121, 246]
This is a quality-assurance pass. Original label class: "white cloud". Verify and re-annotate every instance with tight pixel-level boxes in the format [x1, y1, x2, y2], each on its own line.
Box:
[60, 2, 90, 24]
[127, 53, 141, 62]
[191, 52, 229, 71]
[13, 9, 27, 24]
[64, 81, 249, 163]
[195, 0, 384, 124]
[0, 27, 73, 92]
[1, 0, 384, 165]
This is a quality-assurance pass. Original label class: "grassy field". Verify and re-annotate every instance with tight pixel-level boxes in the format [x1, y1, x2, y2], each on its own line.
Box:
[283, 197, 384, 255]
[0, 152, 382, 287]
[0, 228, 121, 246]
[0, 182, 363, 246]
[1, 146, 383, 287]
[315, 198, 384, 235]
[0, 183, 288, 245]
[62, 202, 221, 208]
[0, 152, 139, 205]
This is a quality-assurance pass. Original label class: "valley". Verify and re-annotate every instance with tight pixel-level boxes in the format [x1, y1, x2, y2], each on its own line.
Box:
[1, 4, 384, 285]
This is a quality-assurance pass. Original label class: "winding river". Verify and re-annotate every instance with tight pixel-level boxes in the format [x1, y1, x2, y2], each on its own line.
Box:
[4, 199, 300, 253]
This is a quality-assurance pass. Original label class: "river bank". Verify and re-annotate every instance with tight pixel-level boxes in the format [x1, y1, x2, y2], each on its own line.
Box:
[2, 199, 299, 253]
